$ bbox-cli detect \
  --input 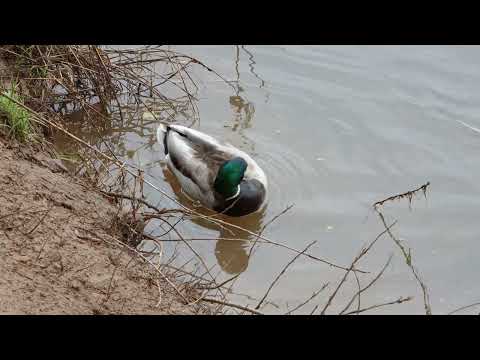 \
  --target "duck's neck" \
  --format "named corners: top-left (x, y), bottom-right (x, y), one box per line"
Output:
top-left (224, 185), bottom-right (241, 201)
